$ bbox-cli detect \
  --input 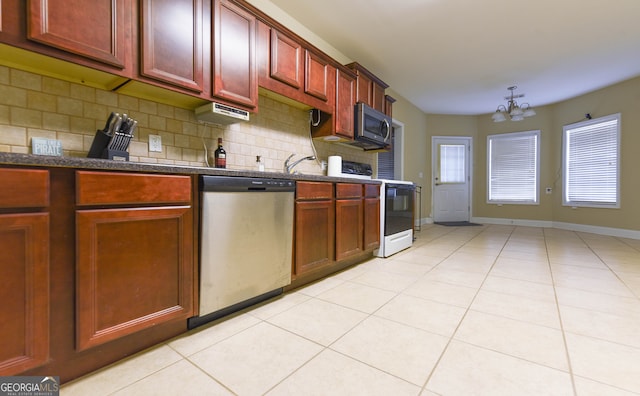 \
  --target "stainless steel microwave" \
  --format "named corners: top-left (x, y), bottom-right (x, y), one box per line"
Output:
top-left (352, 103), bottom-right (392, 150)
